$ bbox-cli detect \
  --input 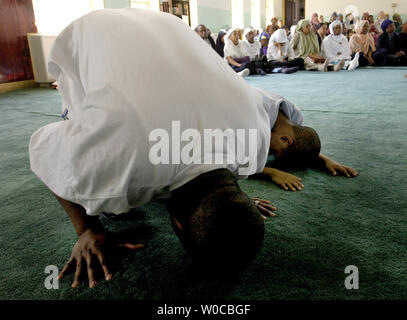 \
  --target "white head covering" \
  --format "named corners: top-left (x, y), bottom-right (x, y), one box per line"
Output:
top-left (270, 28), bottom-right (288, 43)
top-left (29, 9), bottom-right (271, 215)
top-left (267, 29), bottom-right (294, 62)
top-left (224, 28), bottom-right (249, 59)
top-left (322, 20), bottom-right (351, 62)
top-left (242, 27), bottom-right (261, 59)
top-left (329, 20), bottom-right (343, 35)
top-left (243, 27), bottom-right (254, 39)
